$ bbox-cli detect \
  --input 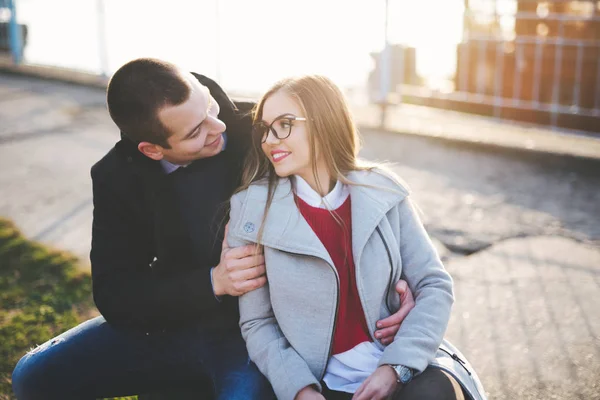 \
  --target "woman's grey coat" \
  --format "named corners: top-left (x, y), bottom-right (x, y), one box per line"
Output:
top-left (227, 169), bottom-right (454, 400)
